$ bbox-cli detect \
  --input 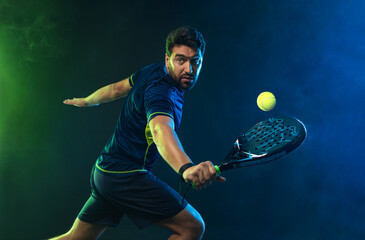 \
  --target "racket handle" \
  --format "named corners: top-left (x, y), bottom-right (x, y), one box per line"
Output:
top-left (190, 166), bottom-right (222, 189)
top-left (215, 165), bottom-right (222, 175)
